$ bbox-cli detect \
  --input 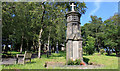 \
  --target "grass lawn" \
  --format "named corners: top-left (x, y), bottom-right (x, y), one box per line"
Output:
top-left (2, 51), bottom-right (24, 57)
top-left (83, 53), bottom-right (118, 69)
top-left (2, 51), bottom-right (118, 69)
